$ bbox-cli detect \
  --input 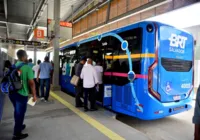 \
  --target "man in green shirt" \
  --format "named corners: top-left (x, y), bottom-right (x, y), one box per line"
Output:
top-left (9, 50), bottom-right (37, 140)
